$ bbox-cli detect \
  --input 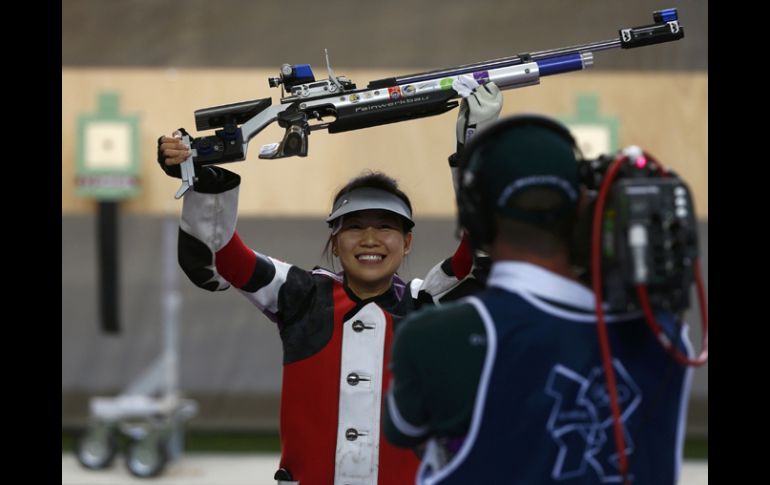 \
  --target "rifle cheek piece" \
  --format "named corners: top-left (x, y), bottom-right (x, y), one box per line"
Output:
top-left (194, 98), bottom-right (272, 131)
top-left (188, 98), bottom-right (275, 166)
